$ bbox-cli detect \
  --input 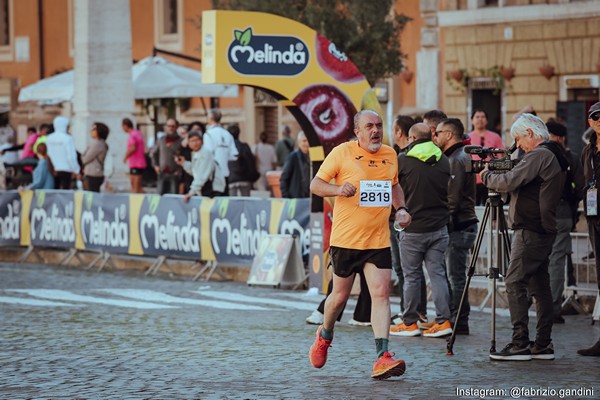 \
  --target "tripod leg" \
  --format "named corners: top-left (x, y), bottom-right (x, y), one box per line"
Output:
top-left (447, 204), bottom-right (491, 355)
top-left (491, 203), bottom-right (513, 353)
